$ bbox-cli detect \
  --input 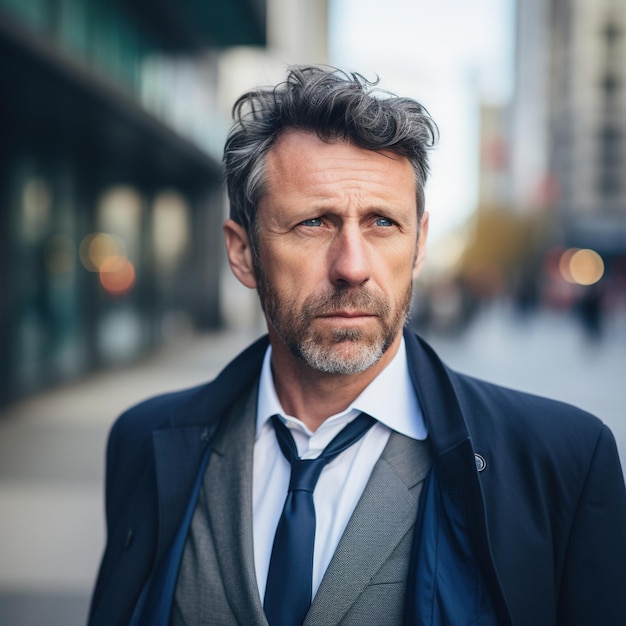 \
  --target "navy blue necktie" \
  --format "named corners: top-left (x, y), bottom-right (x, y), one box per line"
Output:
top-left (263, 412), bottom-right (376, 626)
